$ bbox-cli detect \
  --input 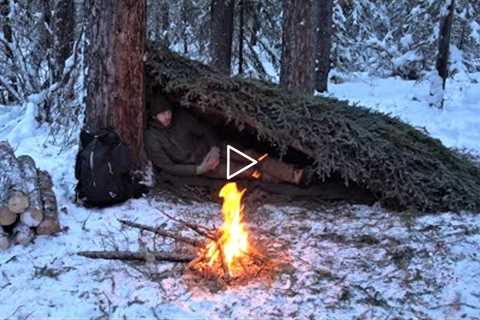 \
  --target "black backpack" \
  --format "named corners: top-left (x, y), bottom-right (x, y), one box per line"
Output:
top-left (75, 128), bottom-right (146, 207)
